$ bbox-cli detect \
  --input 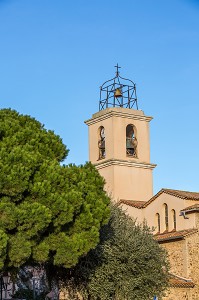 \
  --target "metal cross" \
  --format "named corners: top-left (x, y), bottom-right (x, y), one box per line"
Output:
top-left (114, 63), bottom-right (121, 77)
